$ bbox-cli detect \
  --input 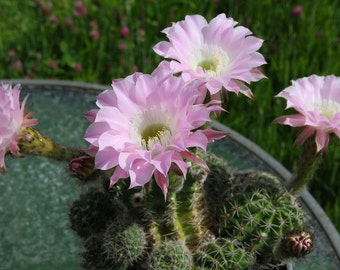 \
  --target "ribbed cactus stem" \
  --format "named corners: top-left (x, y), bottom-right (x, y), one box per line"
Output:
top-left (195, 238), bottom-right (256, 270)
top-left (176, 172), bottom-right (201, 251)
top-left (103, 222), bottom-right (147, 267)
top-left (216, 171), bottom-right (306, 265)
top-left (164, 192), bottom-right (186, 241)
top-left (146, 176), bottom-right (185, 242)
top-left (150, 240), bottom-right (193, 270)
top-left (67, 151), bottom-right (311, 269)
top-left (288, 136), bottom-right (323, 195)
top-left (18, 126), bottom-right (83, 161)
